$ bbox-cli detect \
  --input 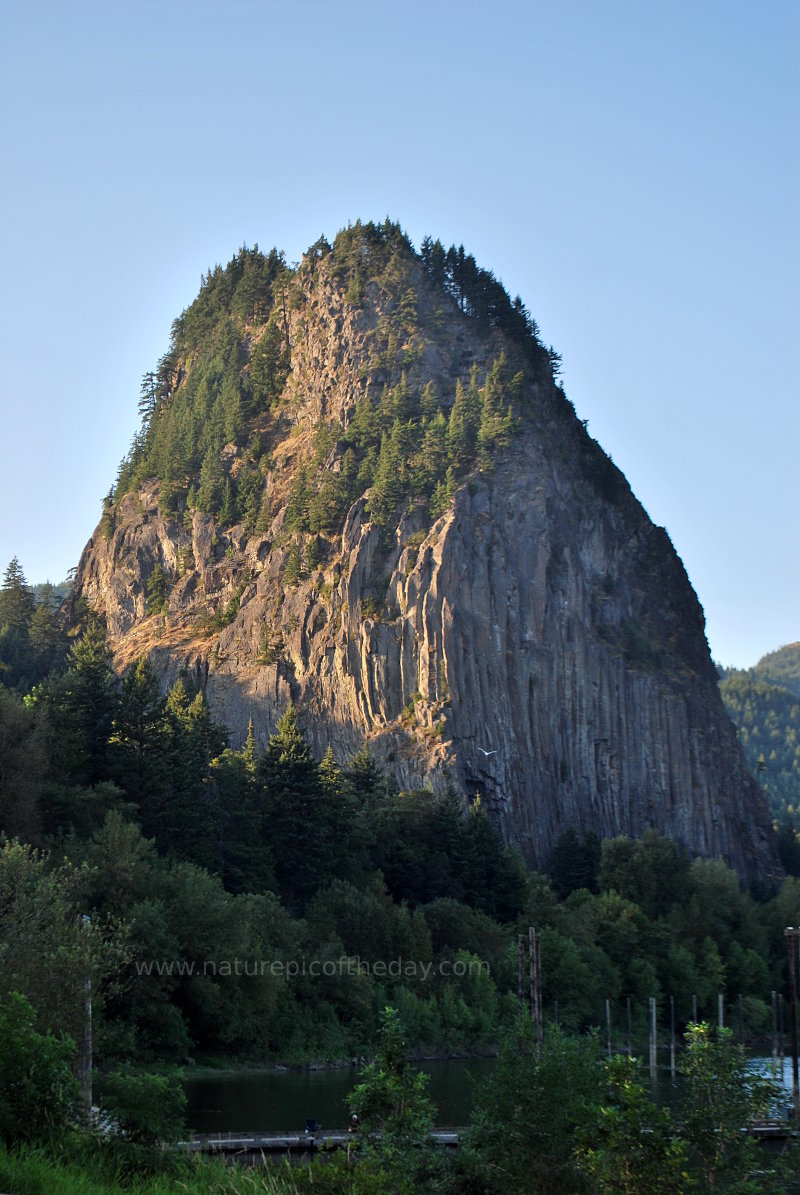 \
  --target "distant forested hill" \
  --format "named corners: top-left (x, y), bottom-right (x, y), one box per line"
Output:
top-left (748, 642), bottom-right (800, 698)
top-left (719, 643), bottom-right (800, 831)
